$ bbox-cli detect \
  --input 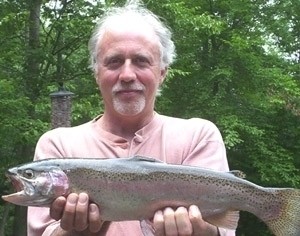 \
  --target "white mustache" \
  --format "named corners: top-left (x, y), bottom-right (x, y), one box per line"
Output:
top-left (112, 84), bottom-right (145, 93)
